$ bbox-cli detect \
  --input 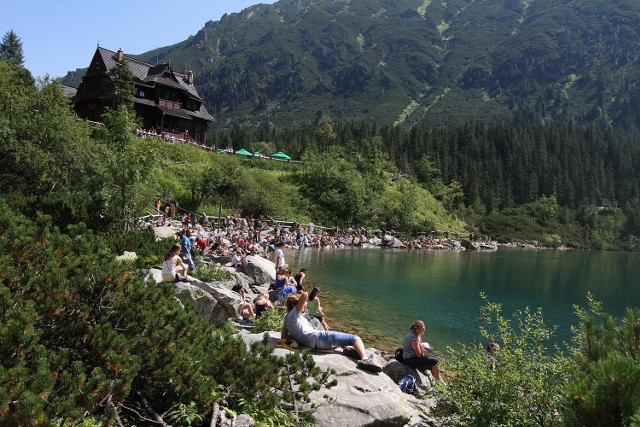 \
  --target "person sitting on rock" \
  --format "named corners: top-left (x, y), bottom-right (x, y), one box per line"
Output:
top-left (272, 269), bottom-right (287, 291)
top-left (161, 243), bottom-right (188, 282)
top-left (232, 284), bottom-right (255, 320)
top-left (401, 320), bottom-right (446, 386)
top-left (254, 292), bottom-right (274, 318)
top-left (294, 268), bottom-right (306, 292)
top-left (281, 291), bottom-right (381, 372)
top-left (285, 269), bottom-right (297, 287)
top-left (229, 248), bottom-right (244, 268)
